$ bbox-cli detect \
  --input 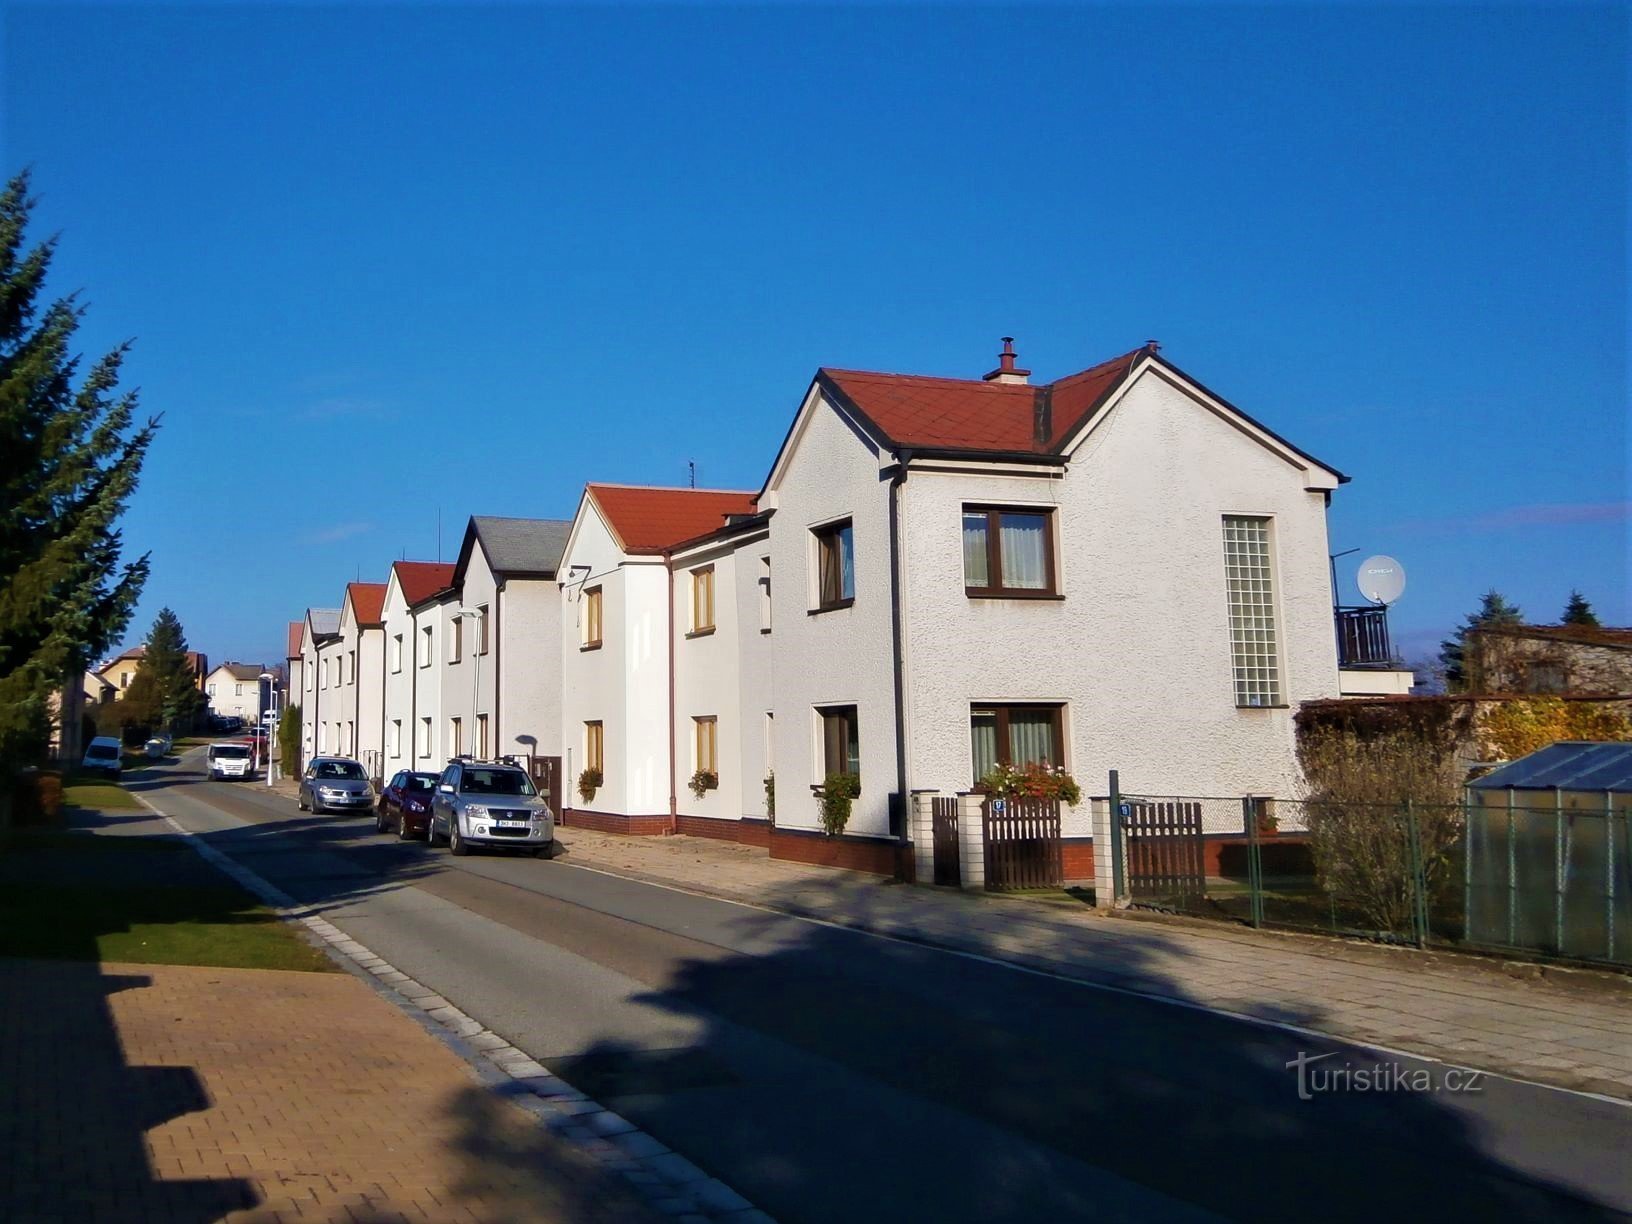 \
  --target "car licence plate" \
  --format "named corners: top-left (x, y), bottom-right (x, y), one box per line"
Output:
top-left (495, 820), bottom-right (530, 829)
